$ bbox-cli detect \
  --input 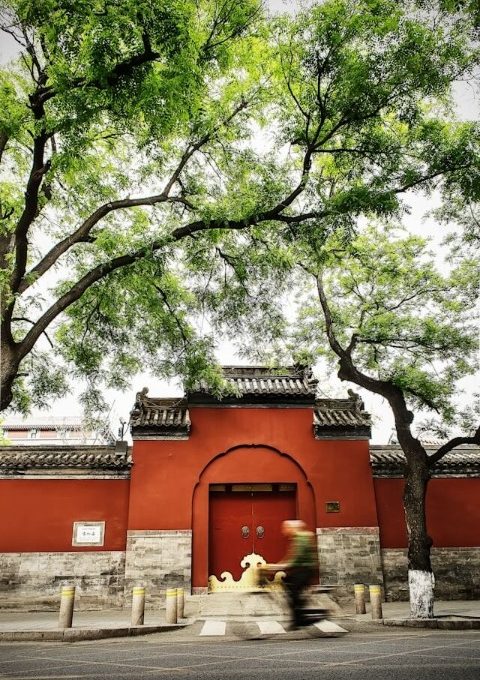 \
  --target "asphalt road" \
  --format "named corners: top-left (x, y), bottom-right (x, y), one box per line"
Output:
top-left (1, 625), bottom-right (480, 680)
